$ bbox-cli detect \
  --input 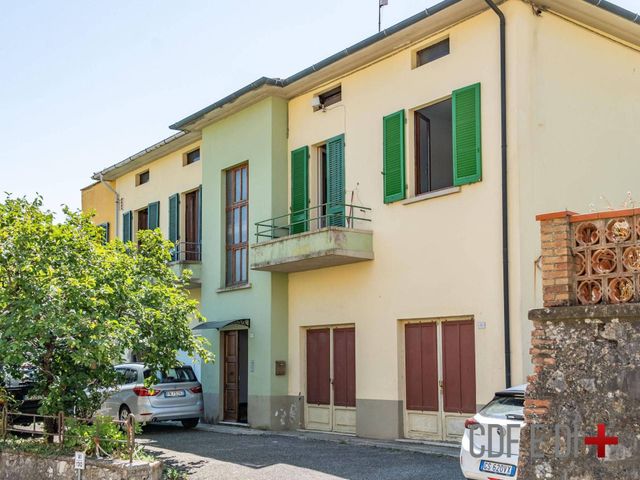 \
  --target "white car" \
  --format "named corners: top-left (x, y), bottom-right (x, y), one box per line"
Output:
top-left (98, 363), bottom-right (204, 428)
top-left (460, 384), bottom-right (525, 479)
